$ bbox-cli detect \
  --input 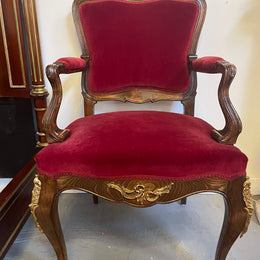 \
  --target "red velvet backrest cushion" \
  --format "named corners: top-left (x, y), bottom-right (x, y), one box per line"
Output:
top-left (79, 0), bottom-right (199, 94)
